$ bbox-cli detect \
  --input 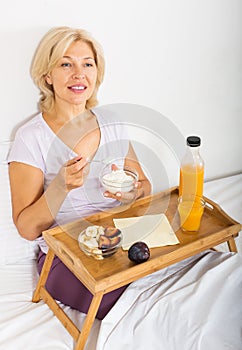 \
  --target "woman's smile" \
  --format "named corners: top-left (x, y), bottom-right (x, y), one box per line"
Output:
top-left (68, 84), bottom-right (87, 93)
